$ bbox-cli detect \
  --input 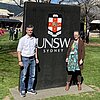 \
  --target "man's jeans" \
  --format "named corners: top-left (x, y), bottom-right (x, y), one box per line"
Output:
top-left (20, 56), bottom-right (36, 92)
